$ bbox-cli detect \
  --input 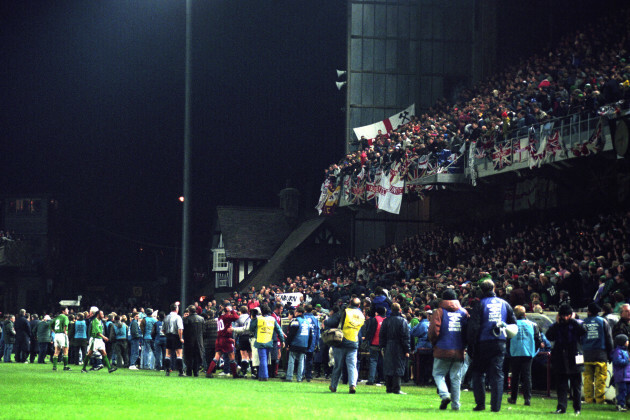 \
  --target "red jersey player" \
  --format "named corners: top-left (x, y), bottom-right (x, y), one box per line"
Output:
top-left (206, 304), bottom-right (240, 378)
